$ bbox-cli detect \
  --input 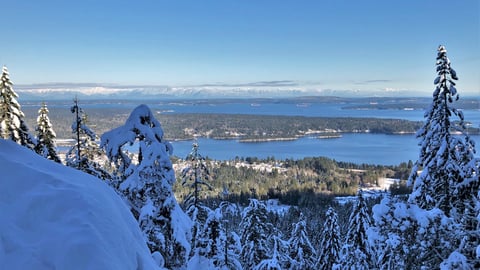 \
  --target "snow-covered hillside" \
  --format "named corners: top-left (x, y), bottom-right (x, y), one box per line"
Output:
top-left (0, 140), bottom-right (160, 270)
